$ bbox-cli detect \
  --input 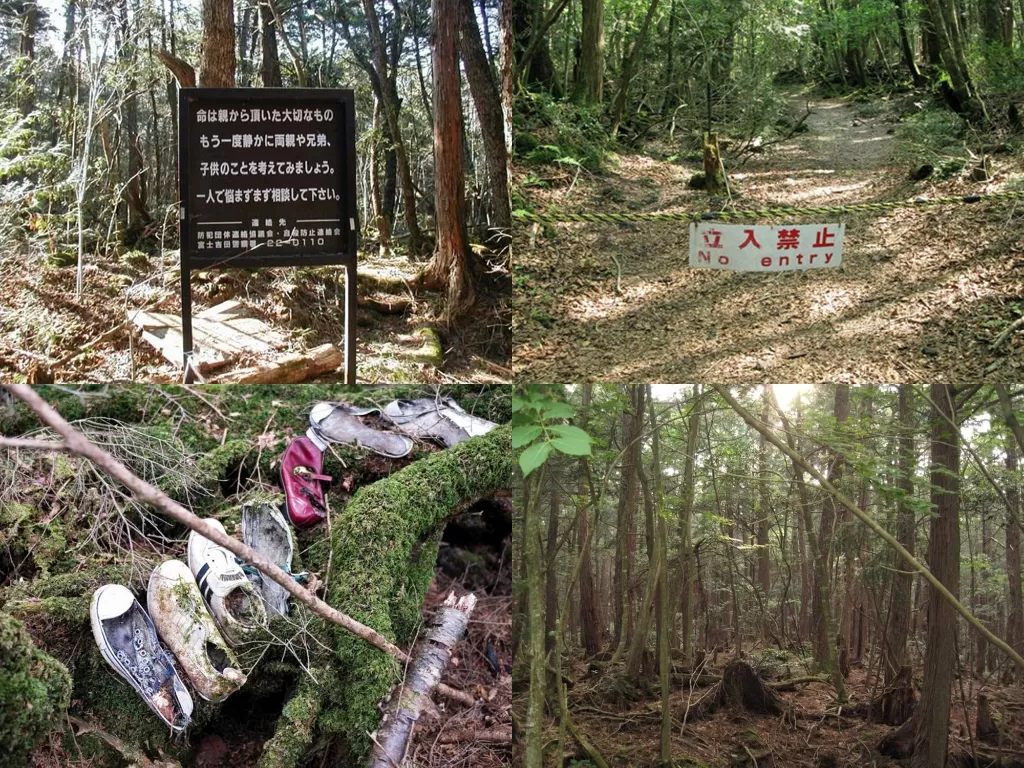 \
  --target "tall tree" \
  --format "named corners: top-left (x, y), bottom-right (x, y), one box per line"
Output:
top-left (913, 384), bottom-right (960, 768)
top-left (458, 0), bottom-right (512, 243)
top-left (577, 384), bottom-right (603, 657)
top-left (1006, 432), bottom-right (1023, 683)
top-left (423, 0), bottom-right (476, 316)
top-left (575, 0), bottom-right (604, 103)
top-left (258, 0), bottom-right (282, 86)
